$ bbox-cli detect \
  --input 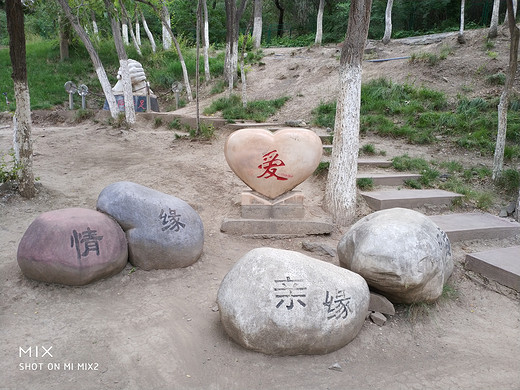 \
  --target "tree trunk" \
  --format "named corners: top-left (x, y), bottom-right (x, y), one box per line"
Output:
top-left (161, 3), bottom-right (172, 50)
top-left (325, 0), bottom-right (372, 226)
top-left (382, 0), bottom-right (393, 44)
top-left (516, 187), bottom-right (520, 222)
top-left (252, 0), bottom-right (263, 49)
top-left (489, 0), bottom-right (500, 38)
top-left (493, 0), bottom-right (519, 181)
top-left (105, 0), bottom-right (136, 125)
top-left (224, 0), bottom-right (248, 92)
top-left (315, 0), bottom-right (325, 45)
top-left (135, 16), bottom-right (142, 46)
top-left (196, 0), bottom-right (201, 134)
top-left (122, 22), bottom-right (129, 45)
top-left (135, 0), bottom-right (193, 101)
top-left (57, 0), bottom-right (118, 118)
top-left (503, 0), bottom-right (518, 25)
top-left (203, 0), bottom-right (211, 81)
top-left (58, 14), bottom-right (70, 61)
top-left (141, 10), bottom-right (156, 53)
top-left (91, 11), bottom-right (99, 40)
top-left (120, 0), bottom-right (142, 56)
top-left (6, 0), bottom-right (35, 199)
top-left (458, 0), bottom-right (466, 44)
top-left (274, 0), bottom-right (284, 38)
